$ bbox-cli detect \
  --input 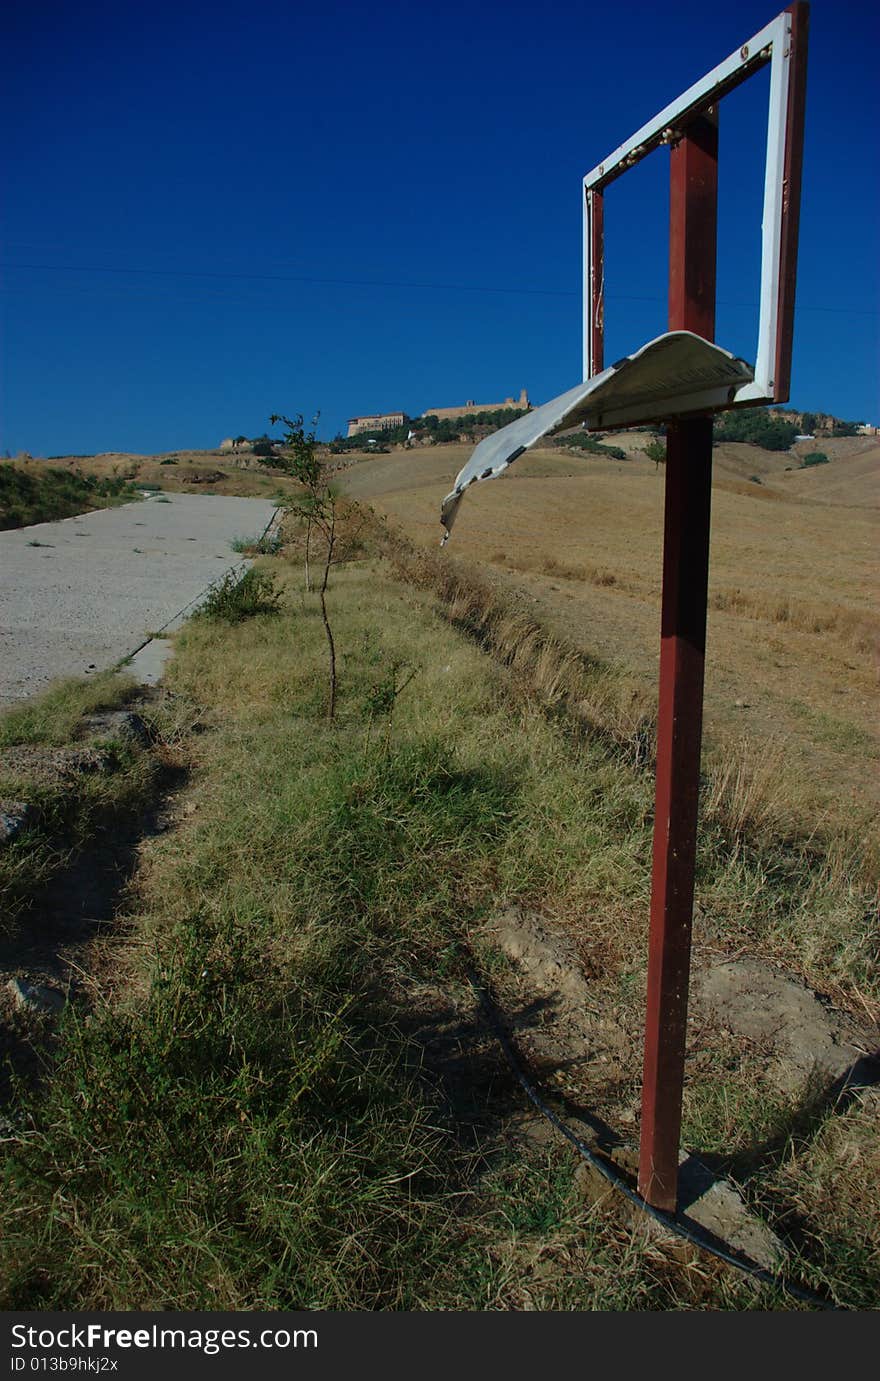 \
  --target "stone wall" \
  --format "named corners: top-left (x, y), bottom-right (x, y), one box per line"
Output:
top-left (423, 388), bottom-right (530, 421)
